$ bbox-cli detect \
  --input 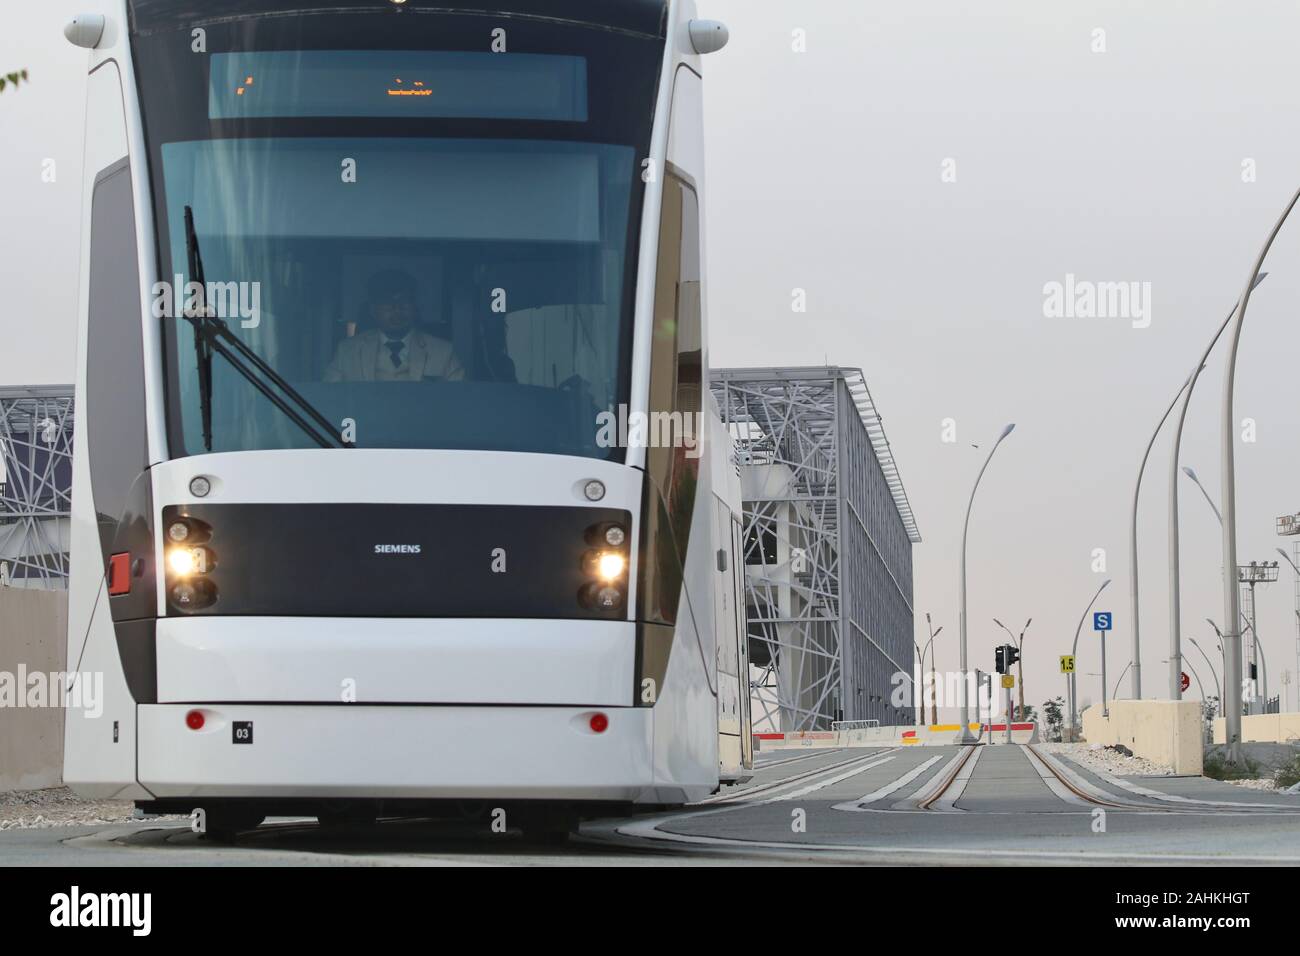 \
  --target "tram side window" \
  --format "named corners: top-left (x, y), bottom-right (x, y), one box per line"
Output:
top-left (86, 161), bottom-right (147, 557)
top-left (638, 173), bottom-right (703, 625)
